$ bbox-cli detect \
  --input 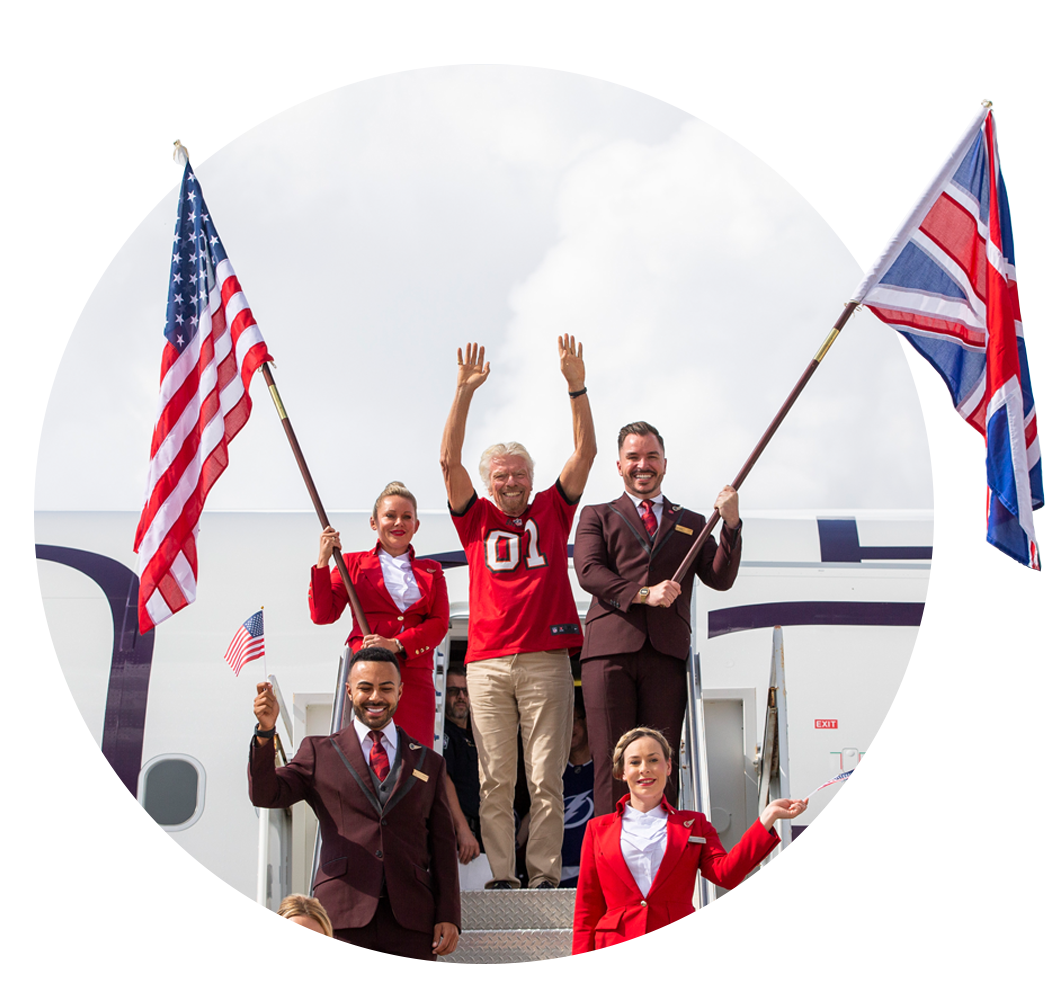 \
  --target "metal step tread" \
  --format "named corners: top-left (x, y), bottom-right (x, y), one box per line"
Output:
top-left (444, 927), bottom-right (573, 964)
top-left (460, 888), bottom-right (576, 930)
